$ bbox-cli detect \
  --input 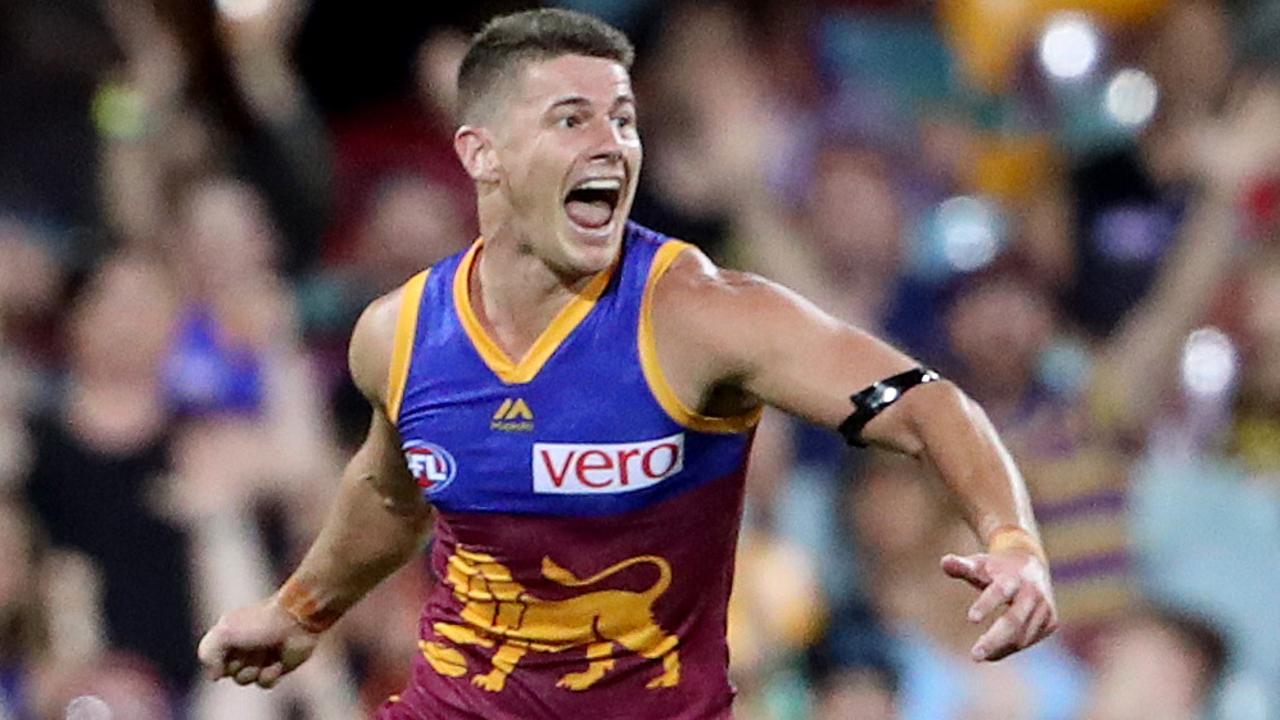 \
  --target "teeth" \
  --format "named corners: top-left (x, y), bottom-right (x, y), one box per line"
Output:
top-left (575, 178), bottom-right (622, 192)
